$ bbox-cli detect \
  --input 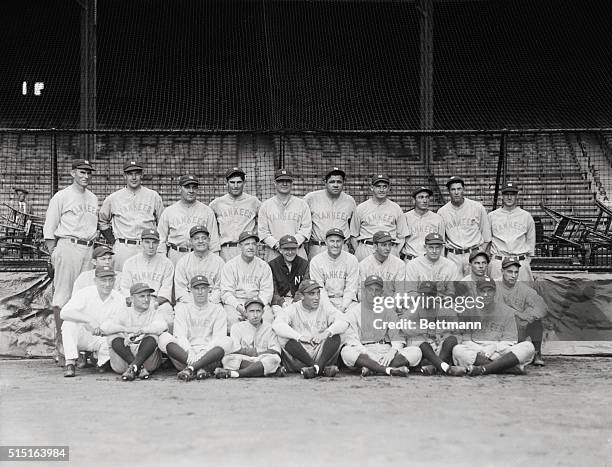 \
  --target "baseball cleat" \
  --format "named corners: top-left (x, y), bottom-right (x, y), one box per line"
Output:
top-left (274, 366), bottom-right (288, 377)
top-left (446, 365), bottom-right (467, 377)
top-left (122, 364), bottom-right (139, 382)
top-left (503, 364), bottom-right (526, 375)
top-left (467, 365), bottom-right (486, 376)
top-left (361, 367), bottom-right (374, 377)
top-left (214, 368), bottom-right (232, 379)
top-left (389, 366), bottom-right (409, 377)
top-left (322, 365), bottom-right (339, 377)
top-left (196, 368), bottom-right (212, 380)
top-left (300, 366), bottom-right (318, 379)
top-left (139, 368), bottom-right (151, 380)
top-left (420, 364), bottom-right (437, 376)
top-left (177, 367), bottom-right (195, 382)
top-left (532, 353), bottom-right (545, 366)
top-left (63, 364), bottom-right (76, 378)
